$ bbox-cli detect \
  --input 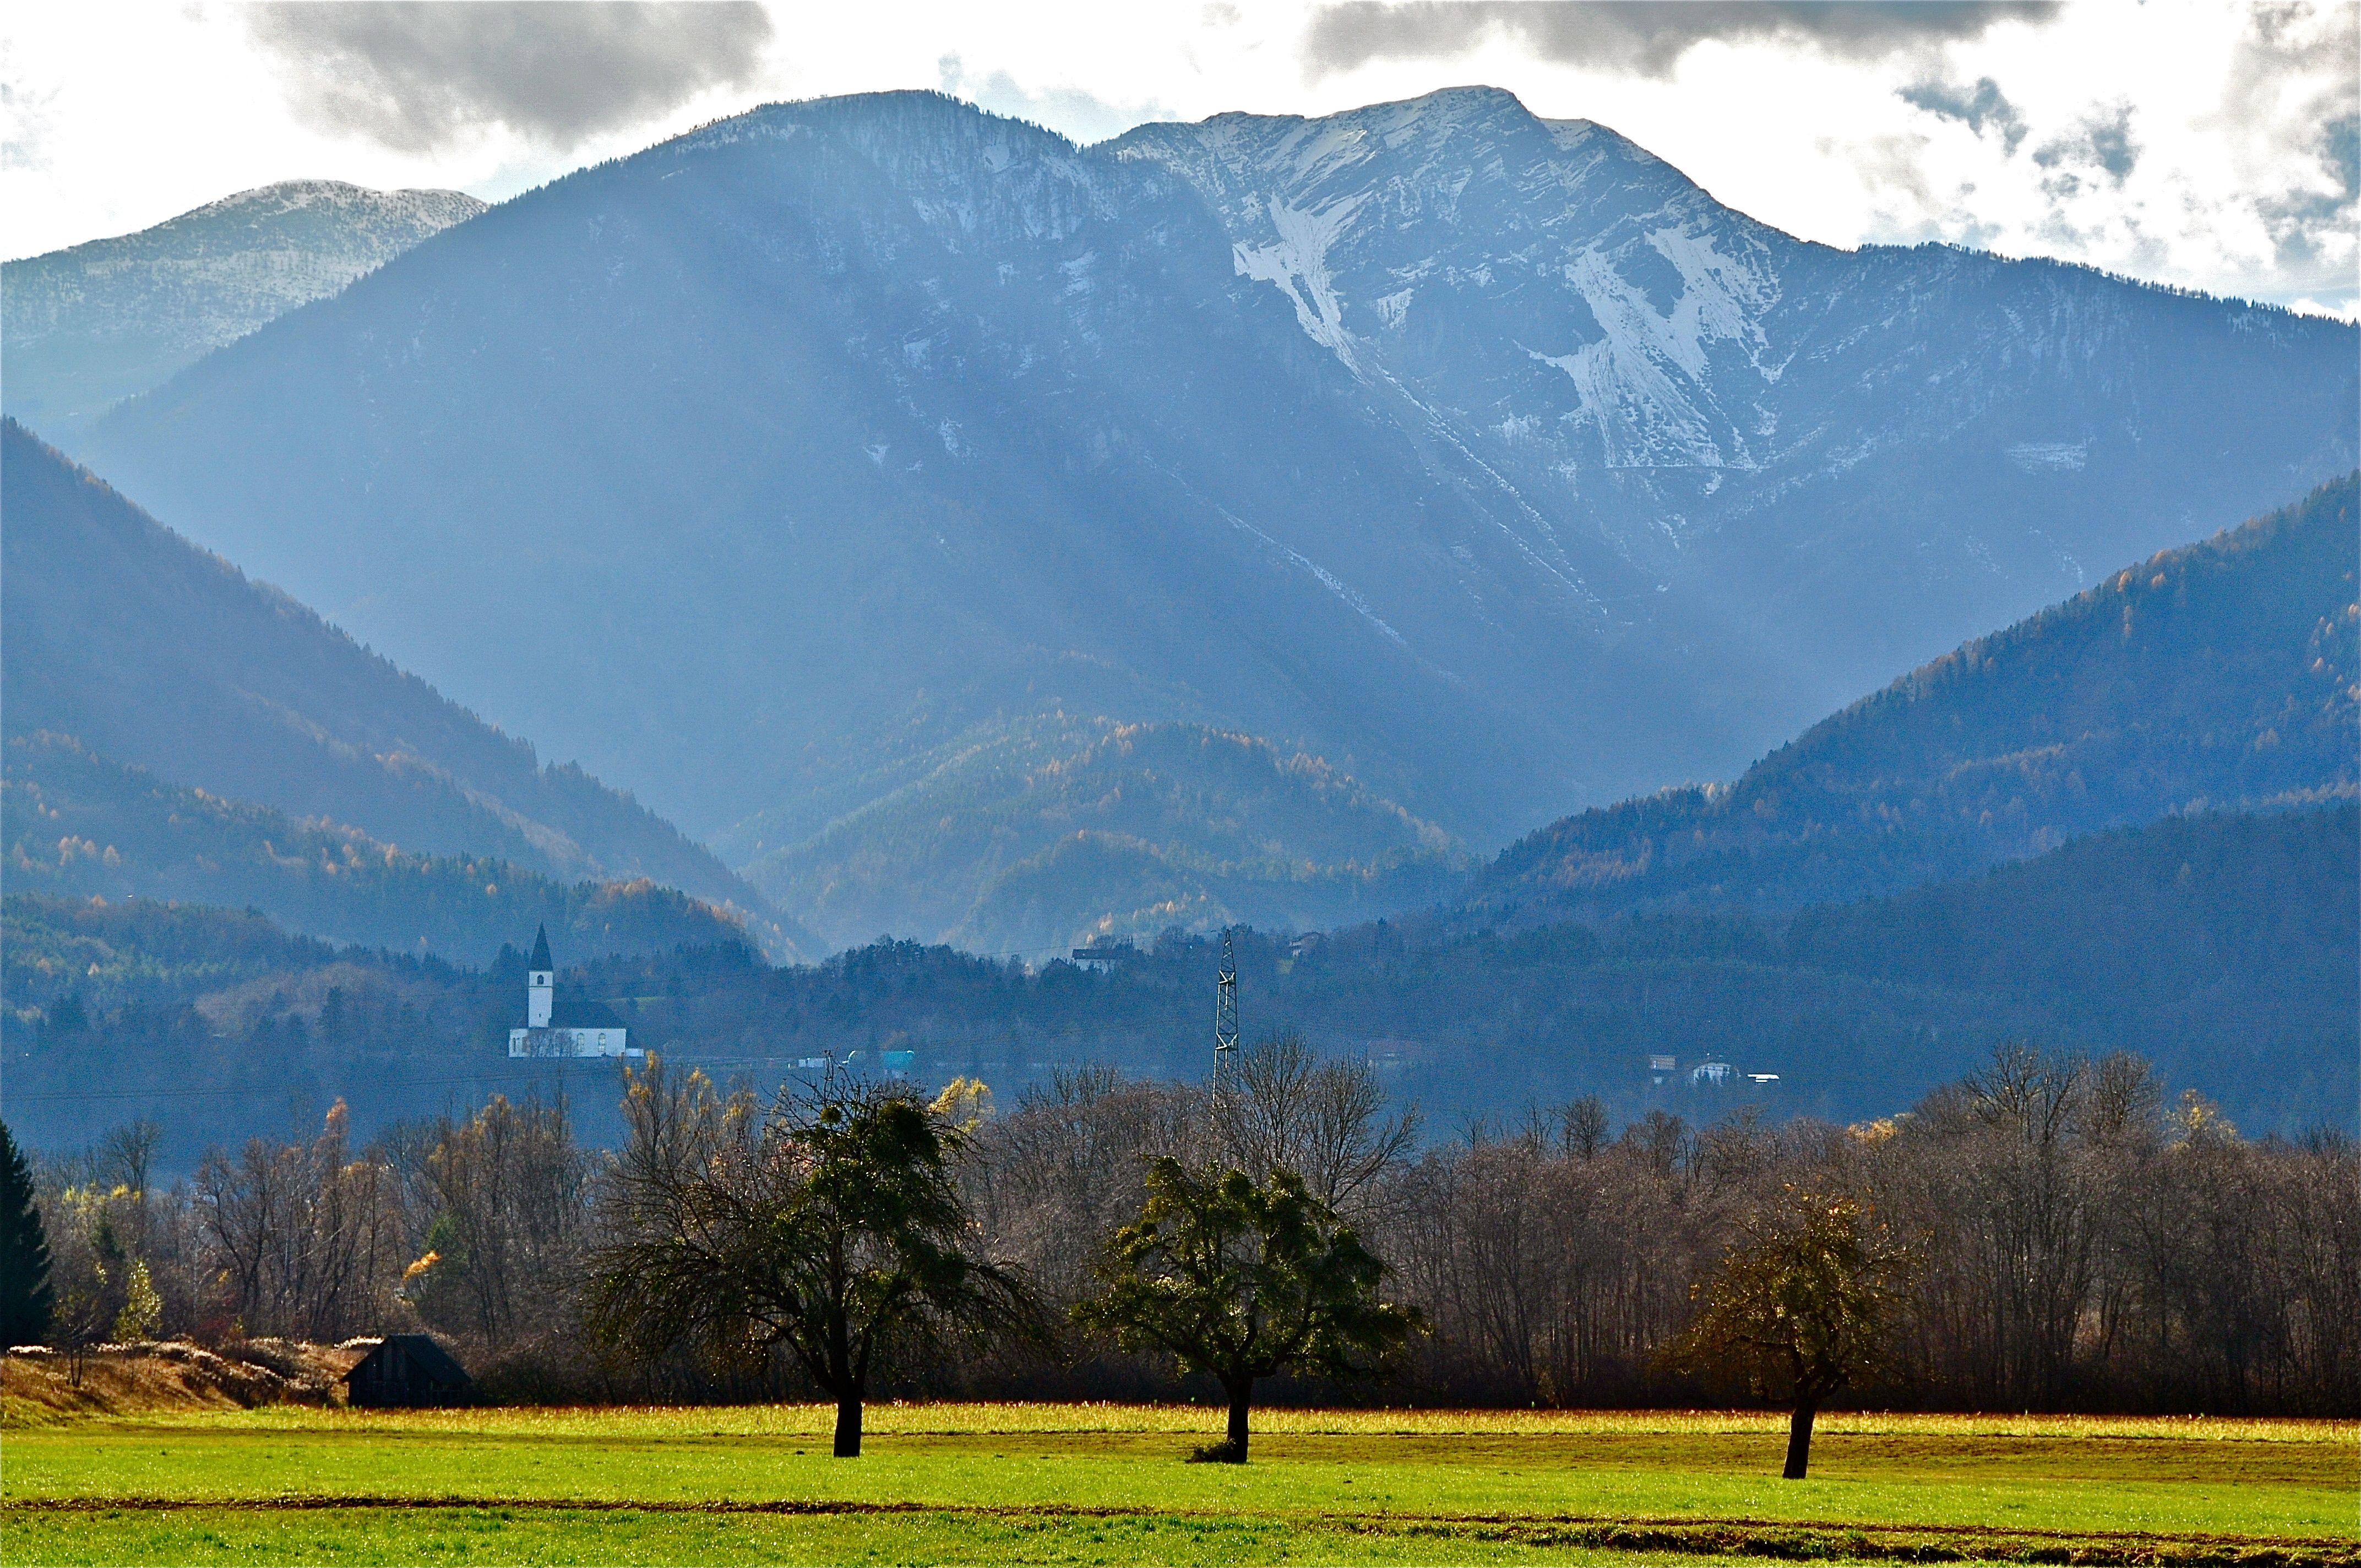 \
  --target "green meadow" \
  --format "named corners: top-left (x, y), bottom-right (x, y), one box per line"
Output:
top-left (4, 1404), bottom-right (2354, 1565)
